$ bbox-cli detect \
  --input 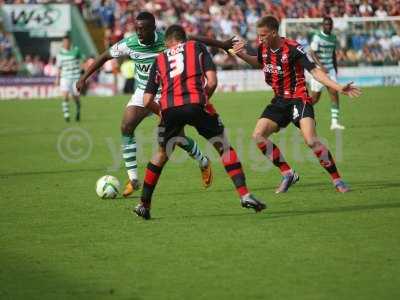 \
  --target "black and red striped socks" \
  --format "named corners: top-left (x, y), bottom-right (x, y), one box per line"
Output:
top-left (220, 147), bottom-right (249, 197)
top-left (141, 162), bottom-right (163, 208)
top-left (257, 141), bottom-right (292, 175)
top-left (313, 144), bottom-right (341, 181)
